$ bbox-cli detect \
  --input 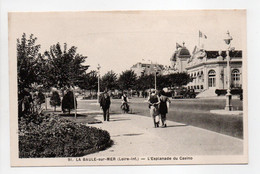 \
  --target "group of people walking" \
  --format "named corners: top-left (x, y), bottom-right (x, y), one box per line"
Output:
top-left (99, 88), bottom-right (171, 128)
top-left (147, 88), bottom-right (171, 128)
